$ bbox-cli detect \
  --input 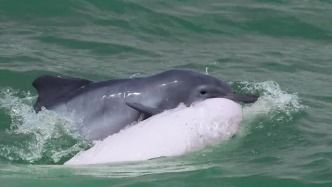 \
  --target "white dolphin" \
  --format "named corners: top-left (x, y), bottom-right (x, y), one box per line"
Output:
top-left (65, 98), bottom-right (242, 165)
